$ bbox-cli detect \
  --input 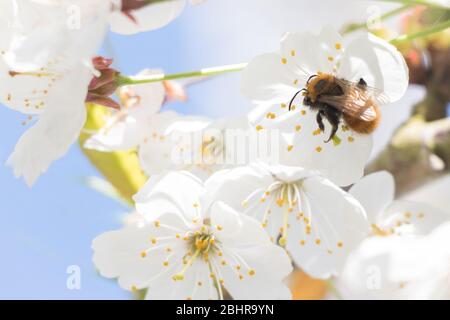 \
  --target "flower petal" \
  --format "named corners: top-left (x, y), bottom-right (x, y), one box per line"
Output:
top-left (280, 30), bottom-right (334, 77)
top-left (241, 53), bottom-right (299, 104)
top-left (134, 171), bottom-right (205, 222)
top-left (138, 111), bottom-right (183, 175)
top-left (92, 213), bottom-right (188, 292)
top-left (110, 0), bottom-right (186, 35)
top-left (6, 70), bottom-right (89, 186)
top-left (210, 203), bottom-right (293, 299)
top-left (380, 200), bottom-right (449, 236)
top-left (349, 171), bottom-right (395, 222)
top-left (253, 105), bottom-right (373, 186)
top-left (120, 69), bottom-right (166, 114)
top-left (286, 175), bottom-right (369, 279)
top-left (338, 33), bottom-right (409, 103)
top-left (146, 258), bottom-right (218, 300)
